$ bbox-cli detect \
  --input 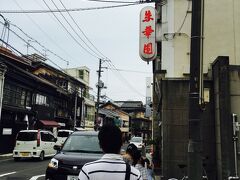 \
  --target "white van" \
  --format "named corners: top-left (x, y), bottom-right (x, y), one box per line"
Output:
top-left (56, 129), bottom-right (73, 145)
top-left (13, 130), bottom-right (57, 161)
